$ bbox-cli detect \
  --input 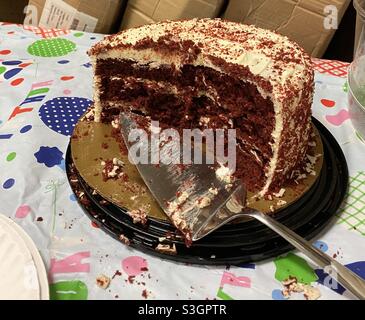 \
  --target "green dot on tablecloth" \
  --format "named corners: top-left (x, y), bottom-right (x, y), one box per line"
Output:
top-left (6, 152), bottom-right (16, 161)
top-left (74, 32), bottom-right (84, 37)
top-left (27, 38), bottom-right (76, 57)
